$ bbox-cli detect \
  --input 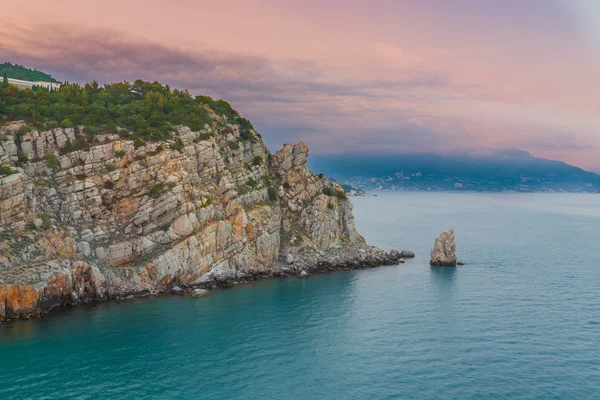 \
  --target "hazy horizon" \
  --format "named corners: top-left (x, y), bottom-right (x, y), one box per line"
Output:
top-left (1, 0), bottom-right (598, 171)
